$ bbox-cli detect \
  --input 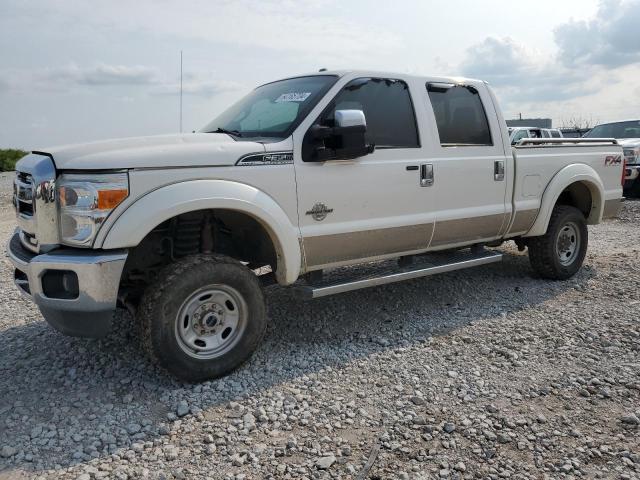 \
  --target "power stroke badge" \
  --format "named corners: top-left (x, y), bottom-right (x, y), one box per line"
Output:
top-left (306, 203), bottom-right (333, 221)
